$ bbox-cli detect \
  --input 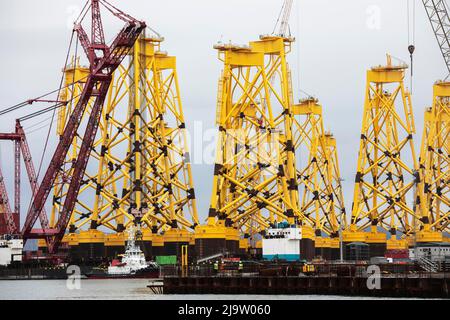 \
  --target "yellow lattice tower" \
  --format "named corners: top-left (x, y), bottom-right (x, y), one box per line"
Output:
top-left (50, 34), bottom-right (198, 259)
top-left (344, 56), bottom-right (419, 255)
top-left (195, 36), bottom-right (317, 259)
top-left (323, 133), bottom-right (347, 229)
top-left (292, 98), bottom-right (346, 257)
top-left (415, 81), bottom-right (450, 243)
